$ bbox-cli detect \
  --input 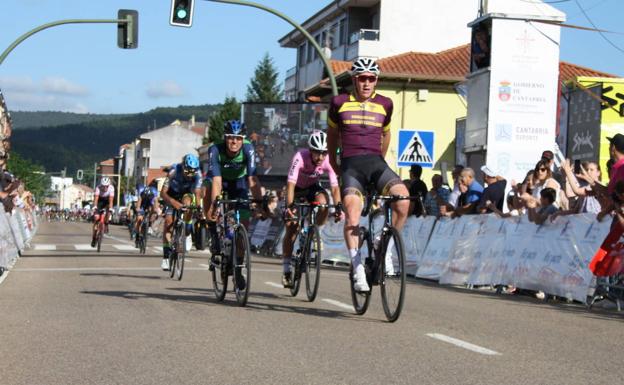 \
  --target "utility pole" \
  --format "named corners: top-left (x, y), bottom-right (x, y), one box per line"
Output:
top-left (93, 162), bottom-right (97, 190)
